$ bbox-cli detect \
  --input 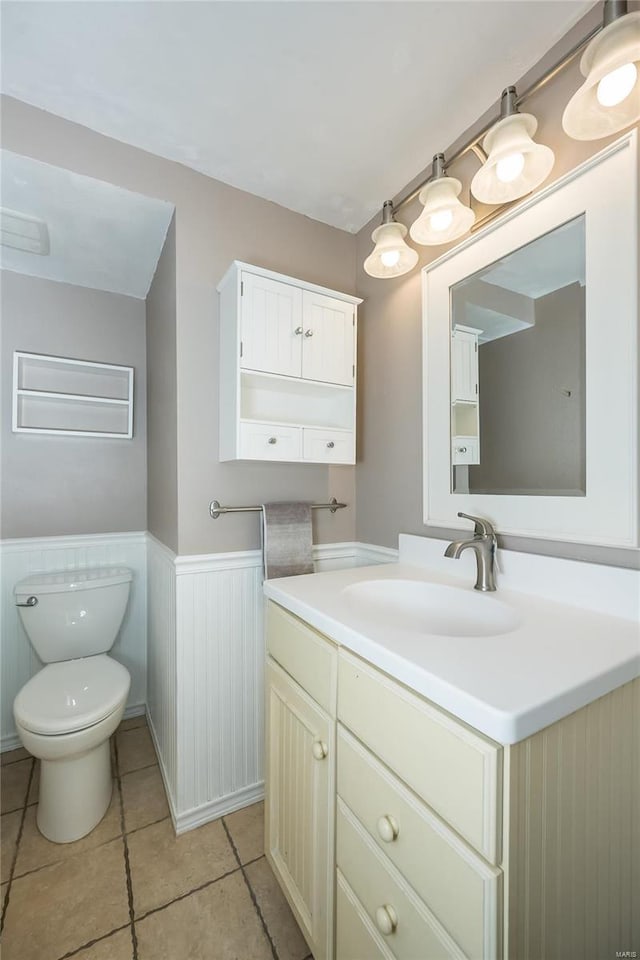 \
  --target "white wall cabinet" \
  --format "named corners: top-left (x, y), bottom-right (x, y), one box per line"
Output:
top-left (266, 600), bottom-right (638, 960)
top-left (451, 325), bottom-right (480, 466)
top-left (218, 262), bottom-right (361, 463)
